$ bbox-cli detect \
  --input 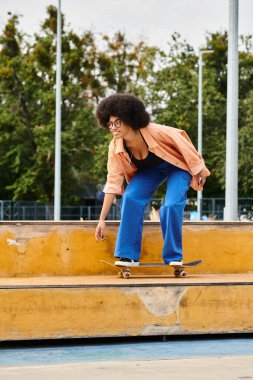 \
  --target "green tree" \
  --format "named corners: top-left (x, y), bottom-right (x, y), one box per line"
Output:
top-left (0, 8), bottom-right (252, 205)
top-left (0, 8), bottom-right (102, 203)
